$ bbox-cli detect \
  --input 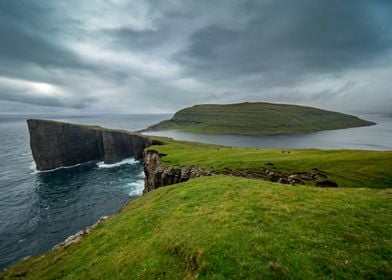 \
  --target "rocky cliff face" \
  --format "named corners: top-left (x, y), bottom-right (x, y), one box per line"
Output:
top-left (27, 119), bottom-right (161, 171)
top-left (27, 119), bottom-right (209, 193)
top-left (101, 130), bottom-right (153, 163)
top-left (143, 149), bottom-right (211, 193)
